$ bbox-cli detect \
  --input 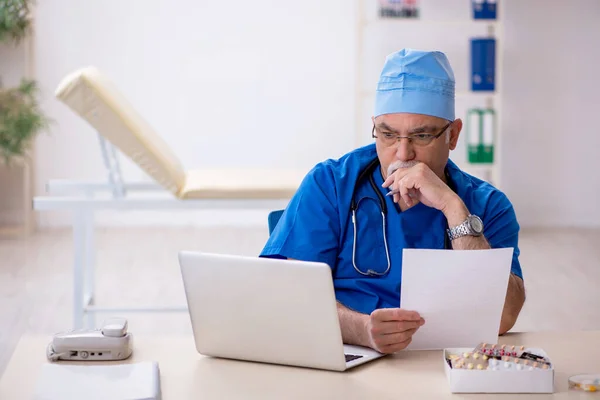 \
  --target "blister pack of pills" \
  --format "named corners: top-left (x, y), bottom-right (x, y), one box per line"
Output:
top-left (446, 343), bottom-right (552, 371)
